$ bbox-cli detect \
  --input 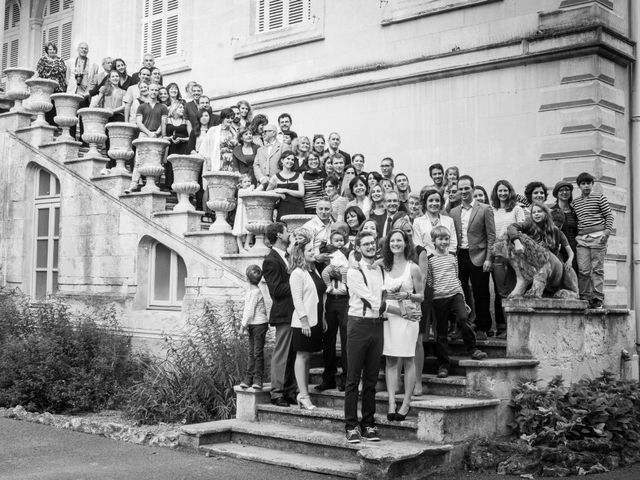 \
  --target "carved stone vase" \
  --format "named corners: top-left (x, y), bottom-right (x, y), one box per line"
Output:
top-left (169, 154), bottom-right (204, 212)
top-left (204, 171), bottom-right (241, 233)
top-left (241, 191), bottom-right (280, 255)
top-left (50, 93), bottom-right (84, 141)
top-left (4, 67), bottom-right (34, 113)
top-left (25, 78), bottom-right (58, 127)
top-left (132, 137), bottom-right (170, 193)
top-left (77, 108), bottom-right (113, 159)
top-left (105, 122), bottom-right (138, 174)
top-left (280, 214), bottom-right (315, 234)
